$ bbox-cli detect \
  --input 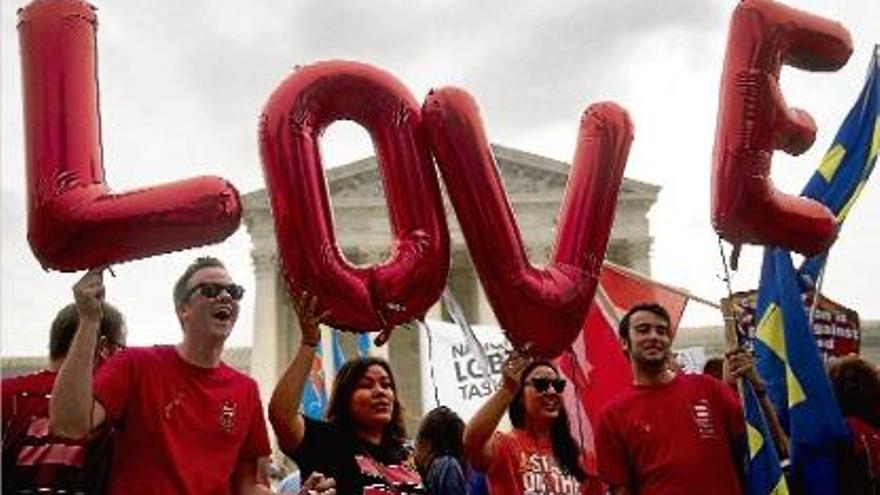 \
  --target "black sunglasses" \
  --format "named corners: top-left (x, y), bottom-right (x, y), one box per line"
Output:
top-left (185, 282), bottom-right (245, 301)
top-left (527, 377), bottom-right (566, 394)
